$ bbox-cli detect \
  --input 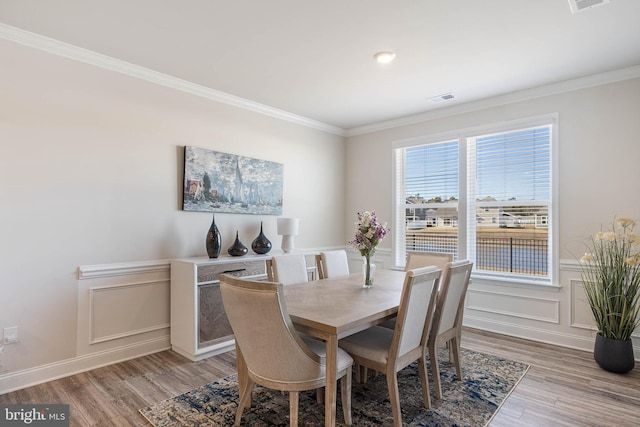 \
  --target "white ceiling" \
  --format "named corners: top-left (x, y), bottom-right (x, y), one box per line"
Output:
top-left (1, 0), bottom-right (640, 132)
